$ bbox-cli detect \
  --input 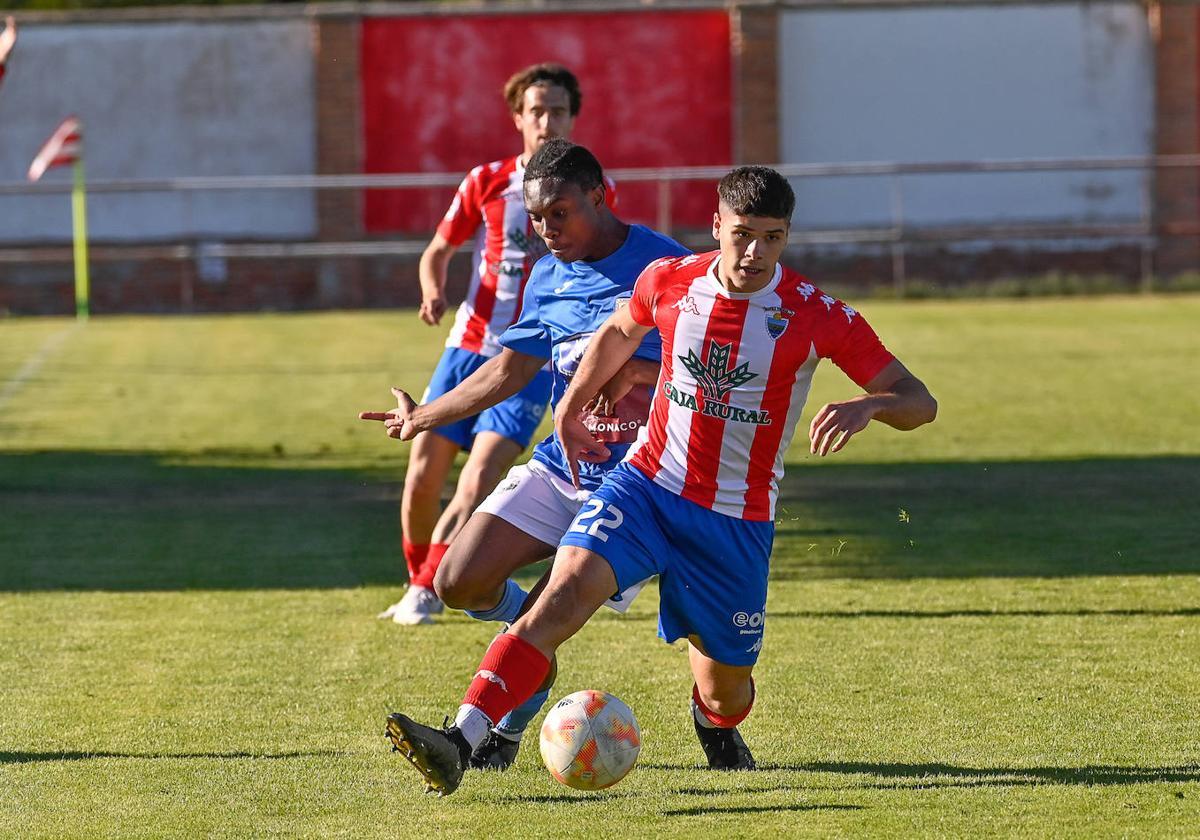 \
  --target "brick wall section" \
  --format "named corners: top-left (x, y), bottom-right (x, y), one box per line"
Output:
top-left (732, 5), bottom-right (779, 165)
top-left (314, 15), bottom-right (363, 242)
top-left (1154, 2), bottom-right (1200, 275)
